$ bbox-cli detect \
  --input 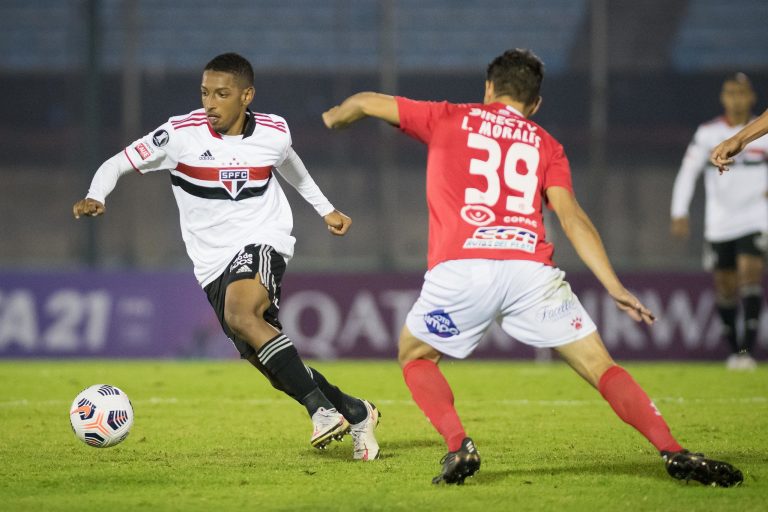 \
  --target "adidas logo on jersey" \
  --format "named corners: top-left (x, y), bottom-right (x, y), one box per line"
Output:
top-left (199, 150), bottom-right (215, 160)
top-left (236, 265), bottom-right (252, 274)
